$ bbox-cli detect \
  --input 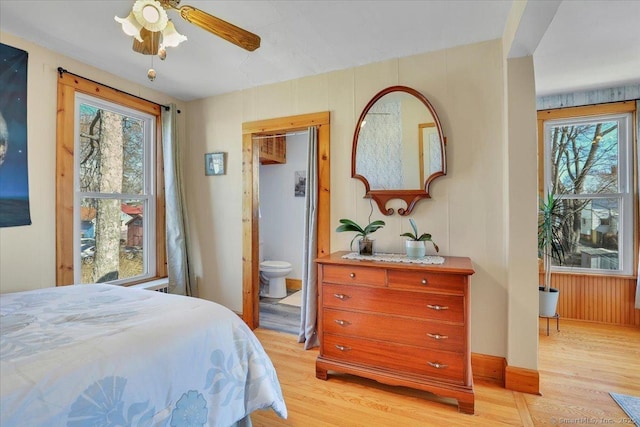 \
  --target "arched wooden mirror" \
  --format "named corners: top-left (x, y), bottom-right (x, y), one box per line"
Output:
top-left (352, 86), bottom-right (446, 215)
